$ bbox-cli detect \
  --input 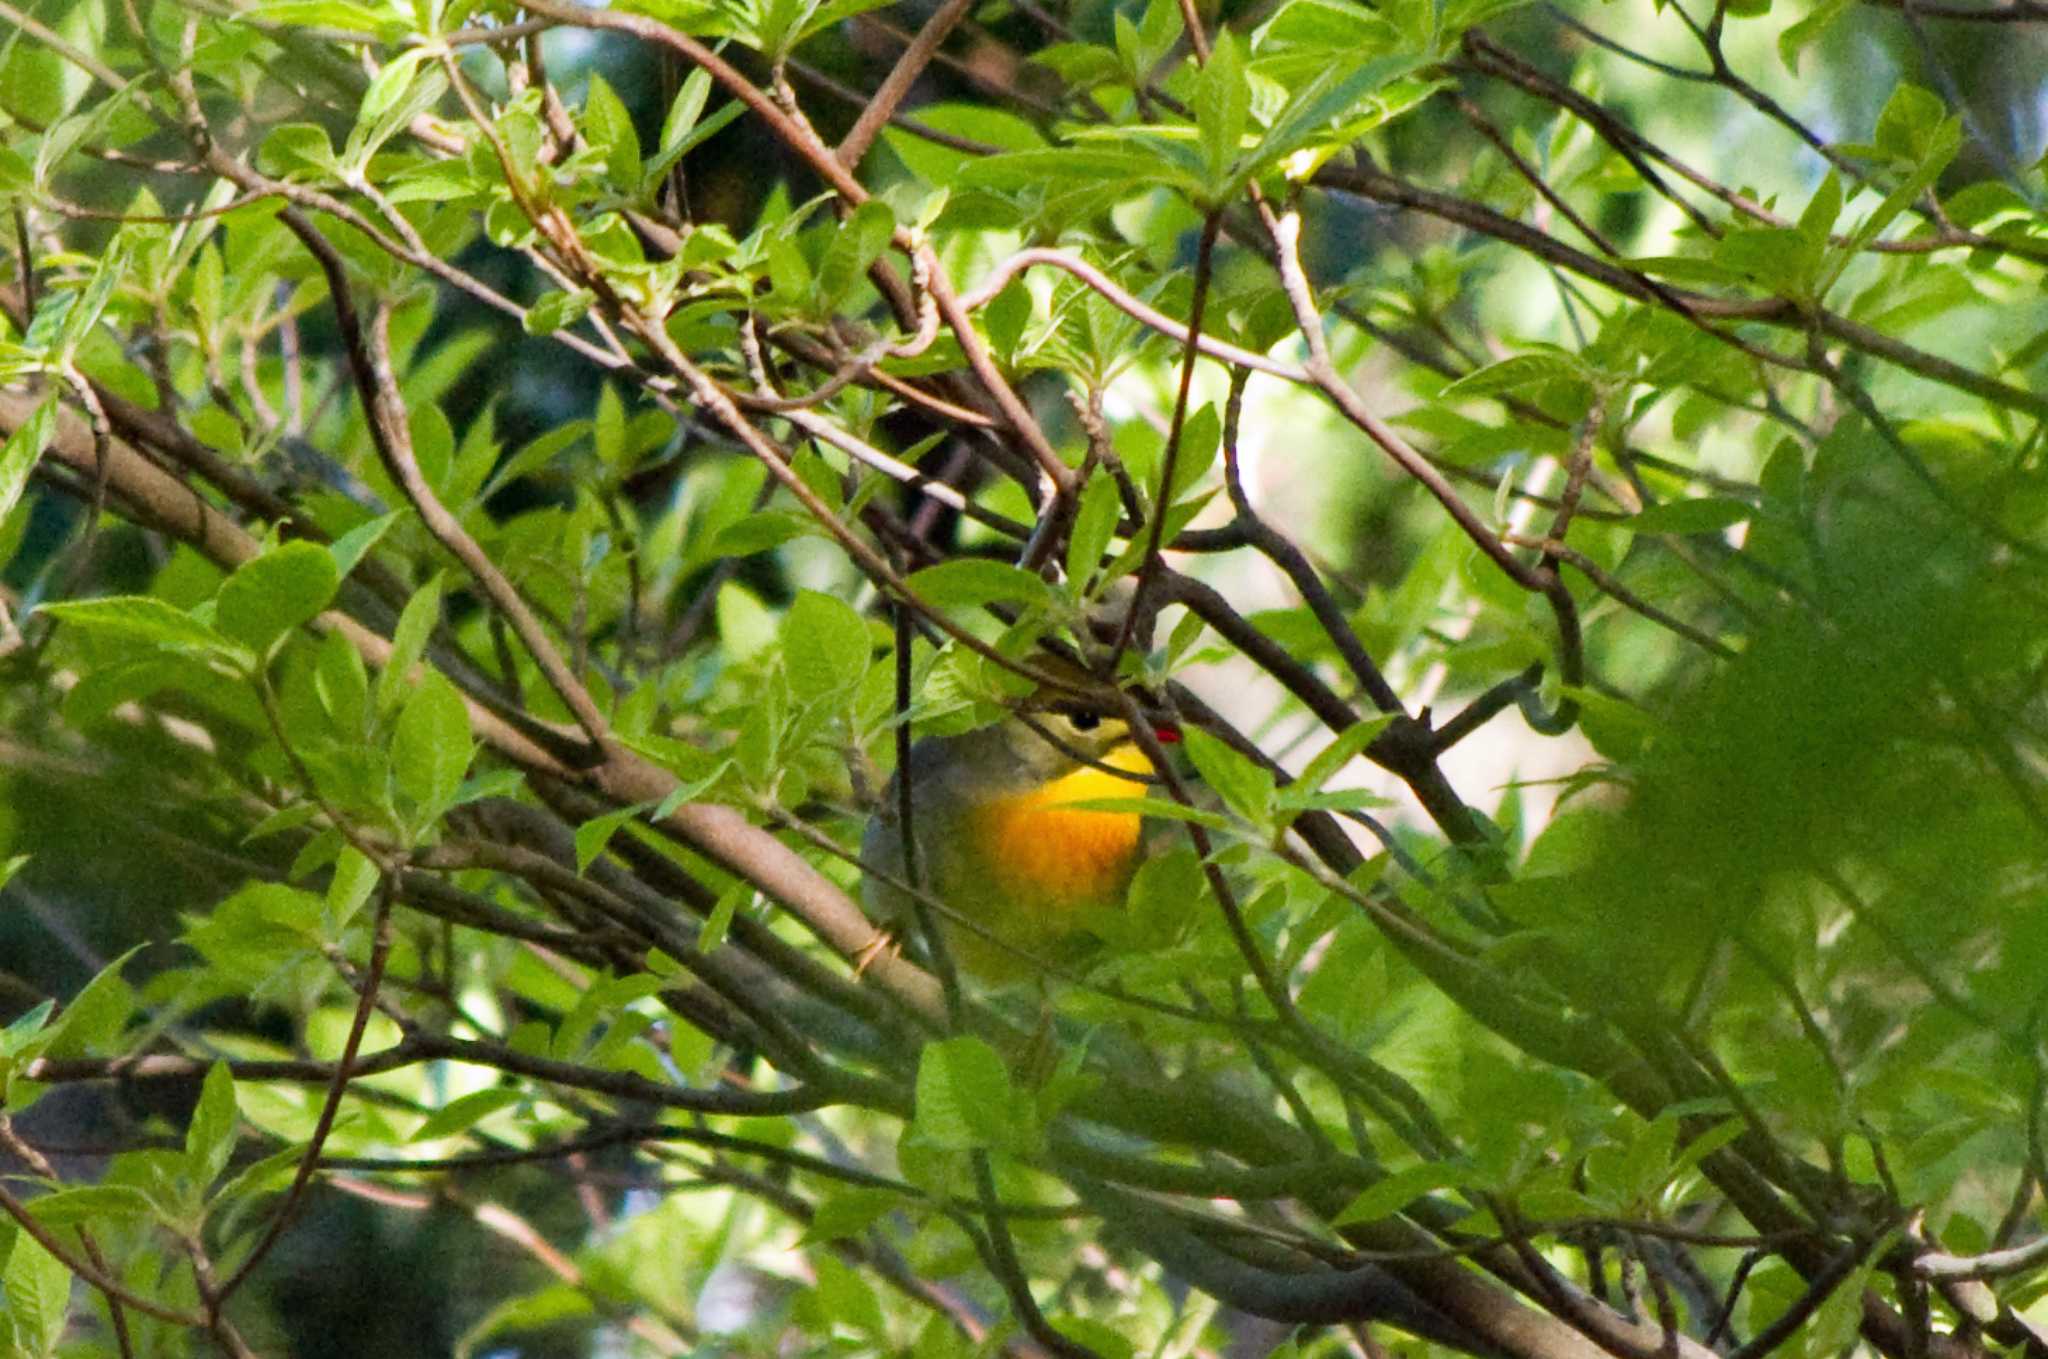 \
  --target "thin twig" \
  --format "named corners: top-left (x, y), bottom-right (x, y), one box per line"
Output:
top-left (213, 875), bottom-right (400, 1310)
